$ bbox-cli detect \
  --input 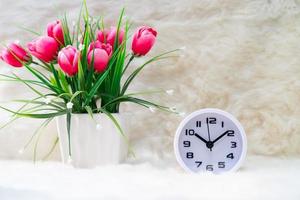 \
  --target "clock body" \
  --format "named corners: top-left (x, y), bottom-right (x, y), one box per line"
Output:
top-left (174, 108), bottom-right (247, 174)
